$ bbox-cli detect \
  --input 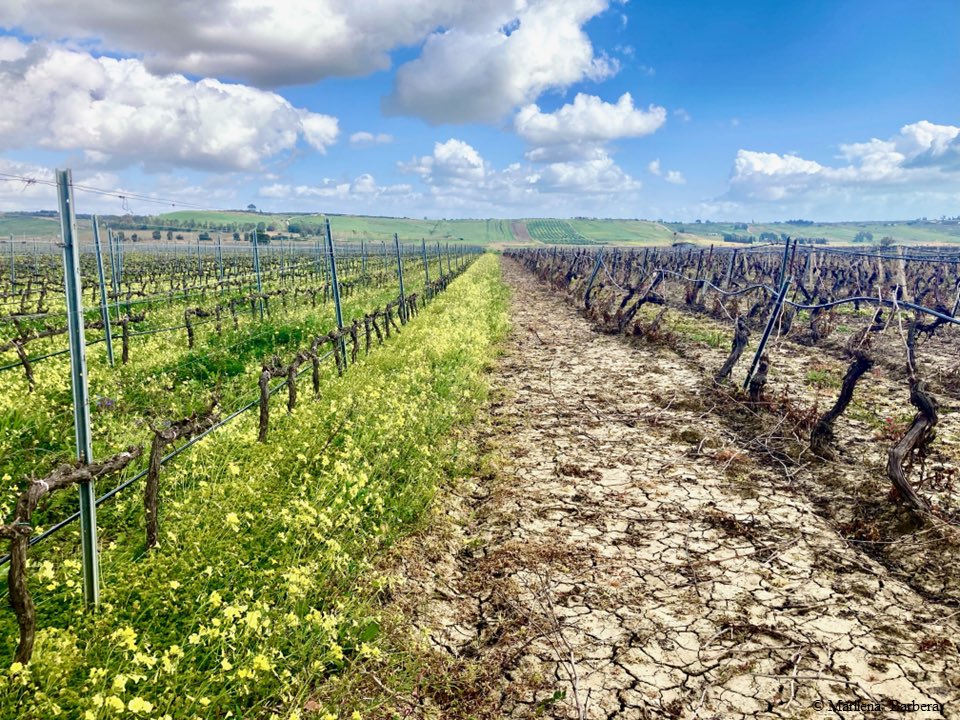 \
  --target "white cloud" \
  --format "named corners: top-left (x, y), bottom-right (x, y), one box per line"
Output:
top-left (384, 0), bottom-right (618, 124)
top-left (729, 121), bottom-right (960, 203)
top-left (0, 157), bottom-right (181, 214)
top-left (260, 175), bottom-right (413, 202)
top-left (399, 137), bottom-right (641, 214)
top-left (0, 40), bottom-right (338, 171)
top-left (537, 153), bottom-right (641, 192)
top-left (718, 120), bottom-right (960, 218)
top-left (510, 92), bottom-right (664, 191)
top-left (400, 139), bottom-right (487, 185)
top-left (515, 93), bottom-right (665, 148)
top-left (0, 1), bottom-right (520, 87)
top-left (648, 158), bottom-right (684, 184)
top-left (349, 131), bottom-right (394, 146)
top-left (673, 108), bottom-right (692, 123)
